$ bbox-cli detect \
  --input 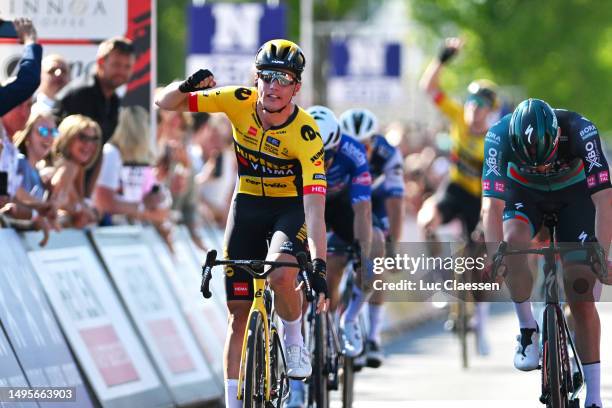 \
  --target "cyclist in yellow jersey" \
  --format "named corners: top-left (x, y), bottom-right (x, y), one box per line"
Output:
top-left (418, 37), bottom-right (499, 356)
top-left (155, 39), bottom-right (328, 408)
